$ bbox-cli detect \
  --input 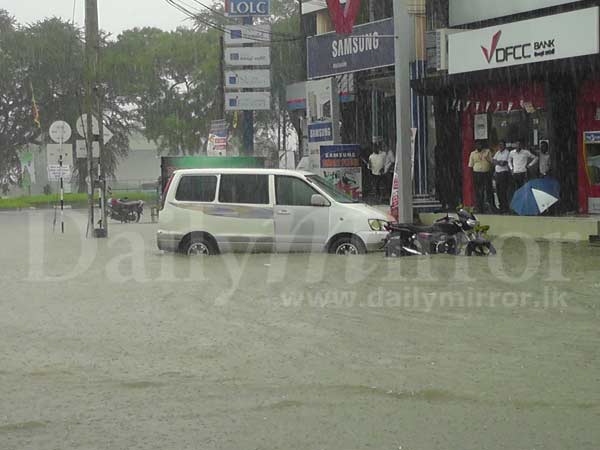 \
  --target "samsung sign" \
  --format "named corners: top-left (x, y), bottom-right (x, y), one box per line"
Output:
top-left (450, 0), bottom-right (581, 26)
top-left (449, 7), bottom-right (600, 74)
top-left (307, 18), bottom-right (394, 79)
top-left (226, 0), bottom-right (270, 17)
